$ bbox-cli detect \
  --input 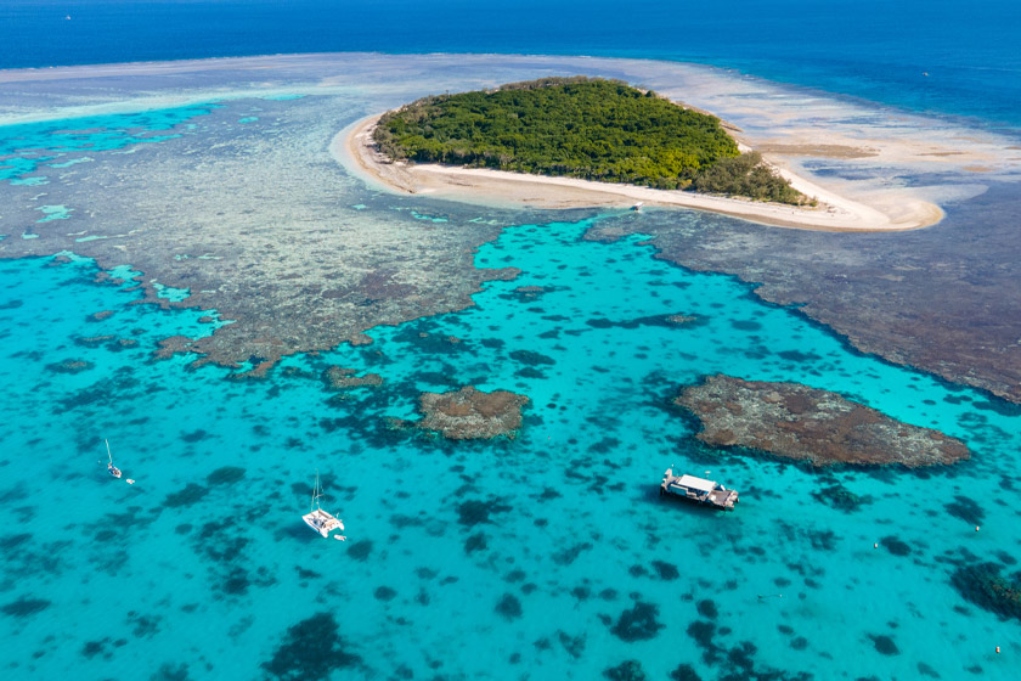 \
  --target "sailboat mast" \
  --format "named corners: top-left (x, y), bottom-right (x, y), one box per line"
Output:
top-left (105, 439), bottom-right (113, 465)
top-left (311, 470), bottom-right (321, 512)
